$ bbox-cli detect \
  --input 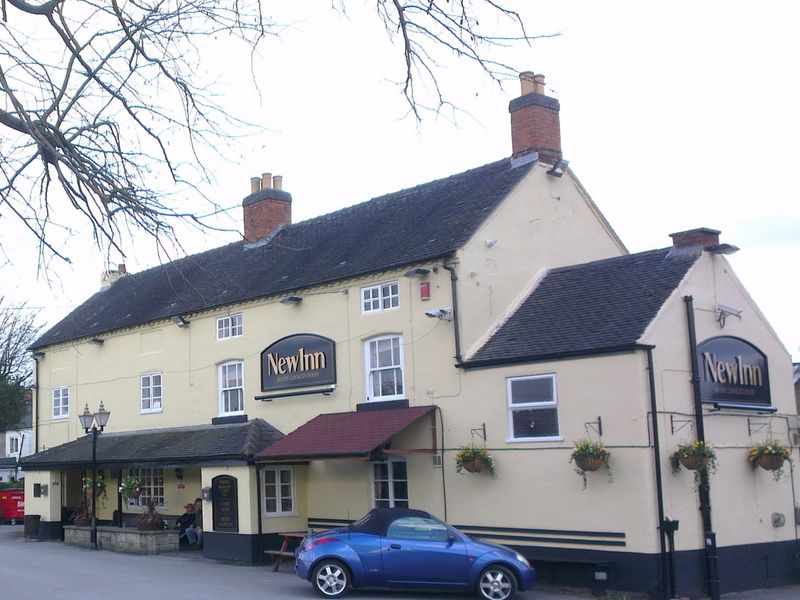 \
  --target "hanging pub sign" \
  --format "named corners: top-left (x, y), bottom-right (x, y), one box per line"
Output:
top-left (698, 336), bottom-right (770, 406)
top-left (261, 333), bottom-right (336, 392)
